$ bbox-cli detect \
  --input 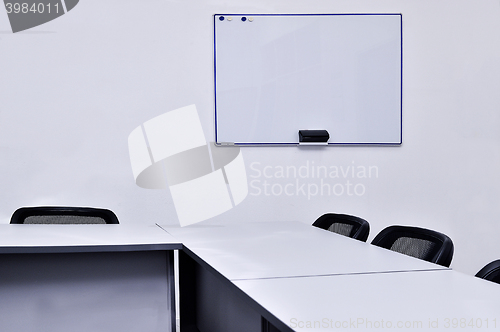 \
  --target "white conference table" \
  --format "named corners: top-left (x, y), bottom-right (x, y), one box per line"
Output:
top-left (3, 222), bottom-right (496, 332)
top-left (234, 269), bottom-right (500, 331)
top-left (160, 221), bottom-right (447, 280)
top-left (0, 224), bottom-right (182, 332)
top-left (160, 221), bottom-right (453, 332)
